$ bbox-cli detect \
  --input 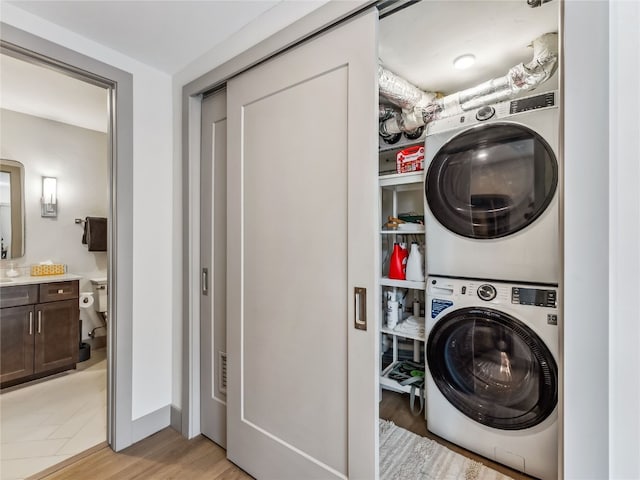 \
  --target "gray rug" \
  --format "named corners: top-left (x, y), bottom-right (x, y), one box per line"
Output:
top-left (380, 420), bottom-right (515, 480)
